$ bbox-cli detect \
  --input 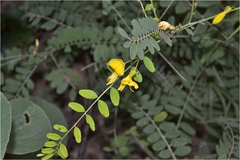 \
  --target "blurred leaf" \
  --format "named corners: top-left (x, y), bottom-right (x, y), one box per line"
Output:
top-left (159, 122), bottom-right (175, 131)
top-left (130, 42), bottom-right (137, 59)
top-left (174, 146), bottom-right (191, 156)
top-left (0, 92), bottom-right (12, 159)
top-left (180, 122), bottom-right (196, 136)
top-left (143, 124), bottom-right (155, 134)
top-left (53, 124), bottom-right (67, 133)
top-left (6, 98), bottom-right (51, 154)
top-left (147, 132), bottom-right (160, 143)
top-left (44, 141), bottom-right (57, 148)
top-left (158, 149), bottom-right (171, 158)
top-left (56, 81), bottom-right (69, 94)
top-left (154, 111), bottom-right (168, 122)
top-left (152, 140), bottom-right (166, 151)
top-left (117, 27), bottom-right (129, 39)
top-left (136, 117), bottom-right (149, 127)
